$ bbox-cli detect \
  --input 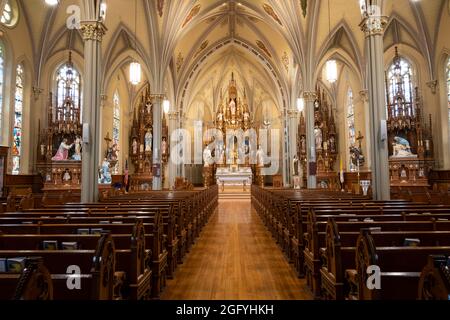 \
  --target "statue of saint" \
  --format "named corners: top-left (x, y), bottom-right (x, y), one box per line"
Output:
top-left (392, 136), bottom-right (415, 157)
top-left (145, 130), bottom-right (152, 152)
top-left (132, 138), bottom-right (138, 155)
top-left (230, 99), bottom-right (236, 116)
top-left (314, 126), bottom-right (323, 150)
top-left (99, 158), bottom-right (112, 184)
top-left (52, 138), bottom-right (74, 161)
top-left (292, 155), bottom-right (300, 176)
top-left (71, 137), bottom-right (82, 161)
top-left (256, 145), bottom-right (265, 167)
top-left (203, 146), bottom-right (213, 167)
top-left (161, 137), bottom-right (168, 156)
top-left (300, 136), bottom-right (306, 154)
top-left (63, 169), bottom-right (71, 183)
